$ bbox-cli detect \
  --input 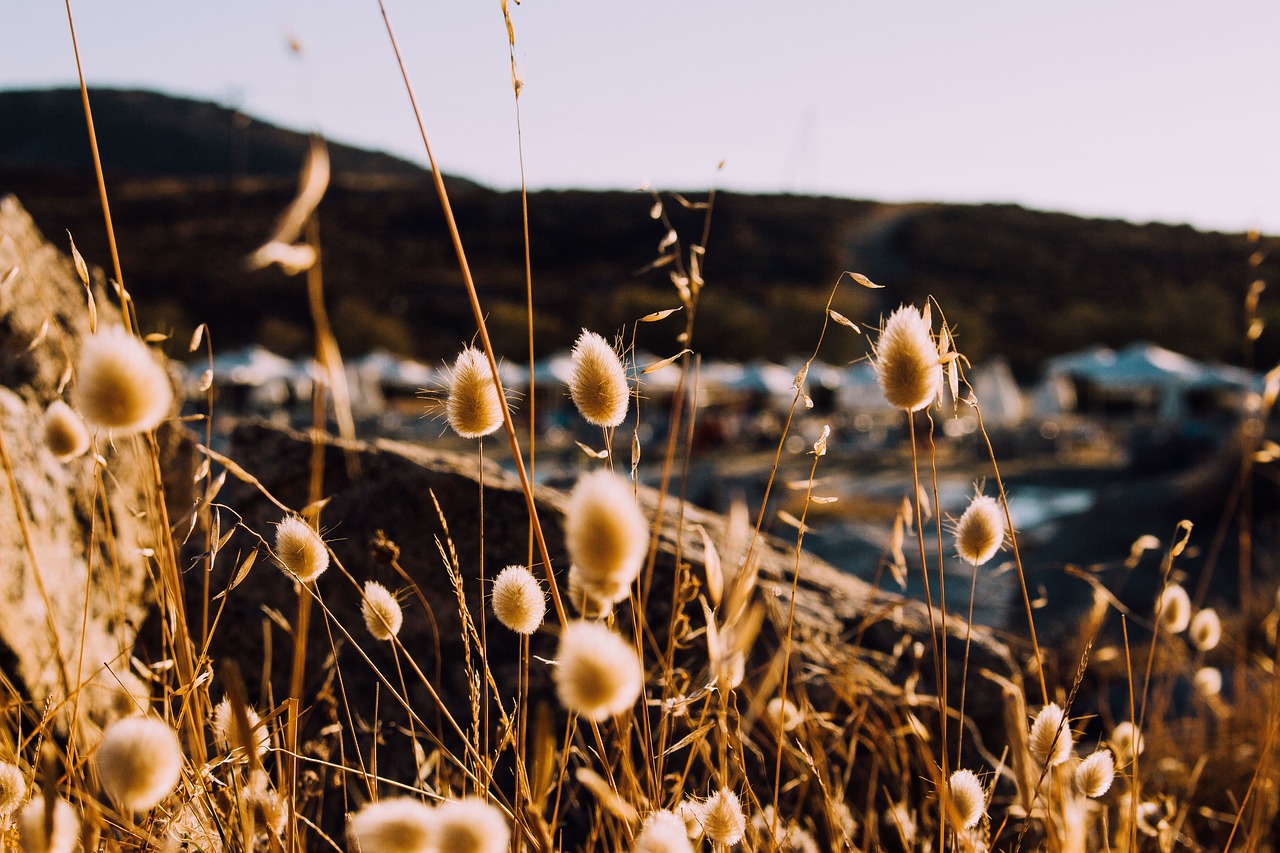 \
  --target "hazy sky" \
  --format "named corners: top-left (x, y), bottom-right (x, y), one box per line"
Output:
top-left (7, 1), bottom-right (1280, 233)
